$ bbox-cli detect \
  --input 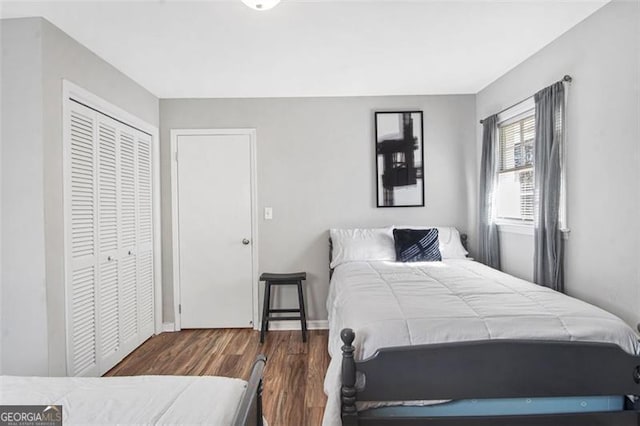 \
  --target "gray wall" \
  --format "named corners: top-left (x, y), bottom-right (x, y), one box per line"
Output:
top-left (40, 18), bottom-right (159, 376)
top-left (0, 17), bottom-right (159, 375)
top-left (160, 96), bottom-right (477, 323)
top-left (1, 18), bottom-right (48, 375)
top-left (476, 0), bottom-right (640, 327)
top-left (498, 231), bottom-right (534, 281)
